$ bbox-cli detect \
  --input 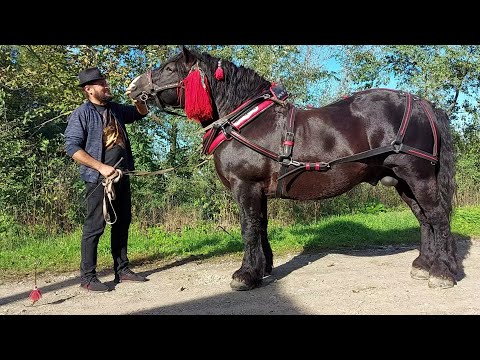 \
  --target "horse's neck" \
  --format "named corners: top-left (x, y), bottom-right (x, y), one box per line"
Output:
top-left (207, 62), bottom-right (270, 117)
top-left (212, 88), bottom-right (264, 119)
